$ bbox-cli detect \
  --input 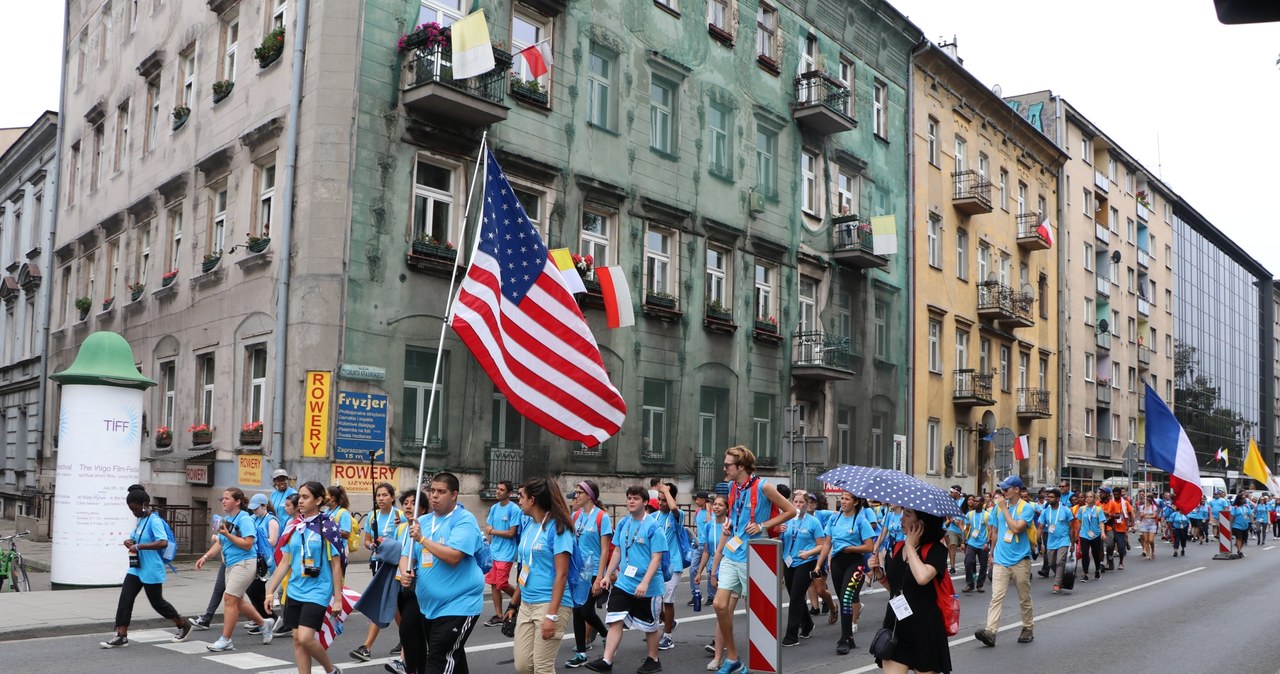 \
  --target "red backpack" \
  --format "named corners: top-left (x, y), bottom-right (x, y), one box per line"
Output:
top-left (891, 541), bottom-right (959, 636)
top-left (727, 476), bottom-right (782, 538)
